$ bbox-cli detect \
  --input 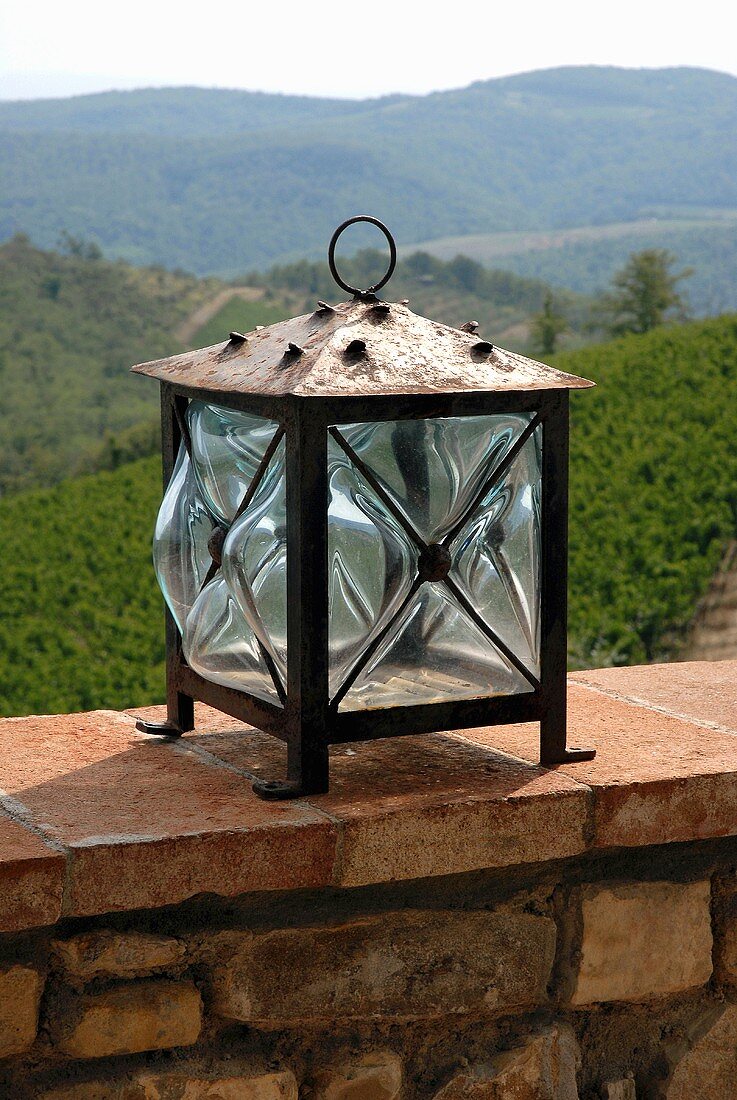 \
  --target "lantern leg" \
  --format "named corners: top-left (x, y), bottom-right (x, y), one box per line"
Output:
top-left (252, 739), bottom-right (329, 800)
top-left (539, 695), bottom-right (595, 765)
top-left (136, 690), bottom-right (194, 738)
top-left (136, 602), bottom-right (195, 737)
